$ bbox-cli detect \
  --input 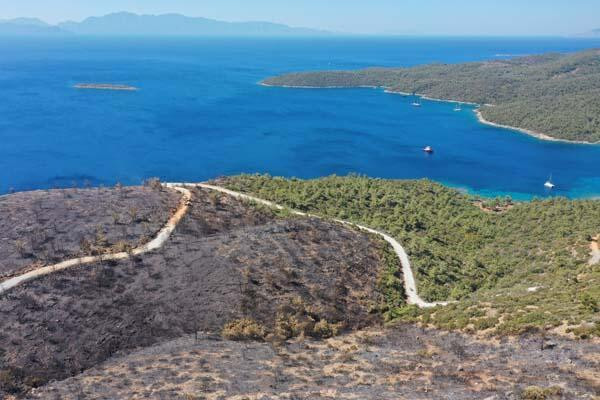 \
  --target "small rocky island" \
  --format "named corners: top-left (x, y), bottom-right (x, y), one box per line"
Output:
top-left (74, 83), bottom-right (138, 91)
